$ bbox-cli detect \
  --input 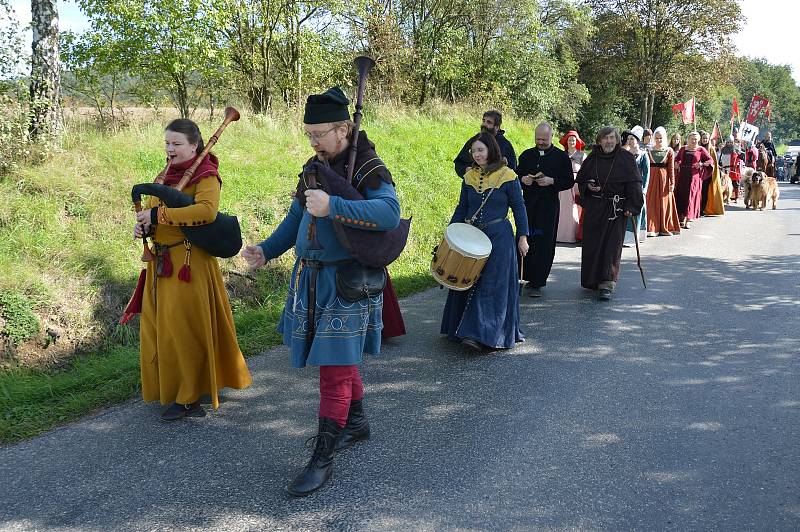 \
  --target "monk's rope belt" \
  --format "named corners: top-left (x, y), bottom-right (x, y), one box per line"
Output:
top-left (590, 194), bottom-right (627, 221)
